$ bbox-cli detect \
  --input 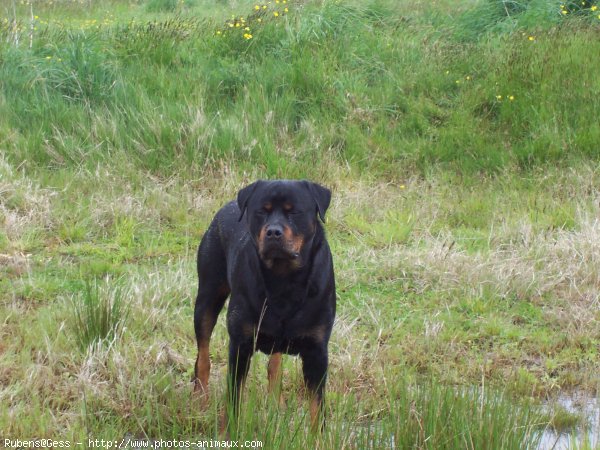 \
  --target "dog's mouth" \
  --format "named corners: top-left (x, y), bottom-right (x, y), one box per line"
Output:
top-left (259, 244), bottom-right (300, 262)
top-left (258, 243), bottom-right (302, 272)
